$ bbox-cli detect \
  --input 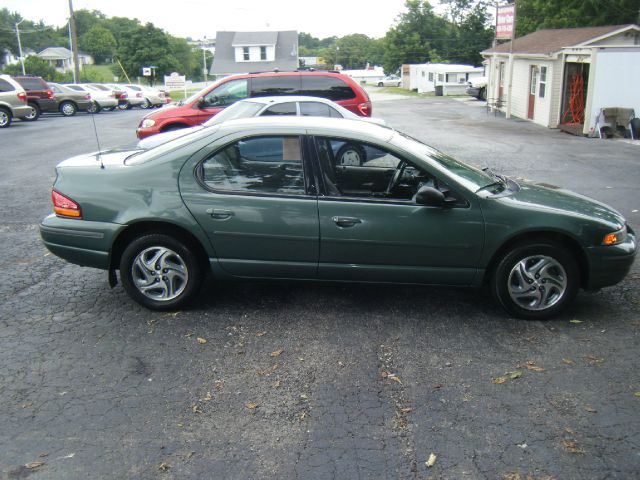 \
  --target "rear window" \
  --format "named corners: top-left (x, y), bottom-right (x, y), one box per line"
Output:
top-left (0, 79), bottom-right (15, 92)
top-left (15, 77), bottom-right (48, 91)
top-left (90, 84), bottom-right (109, 91)
top-left (250, 75), bottom-right (300, 97)
top-left (300, 76), bottom-right (355, 101)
